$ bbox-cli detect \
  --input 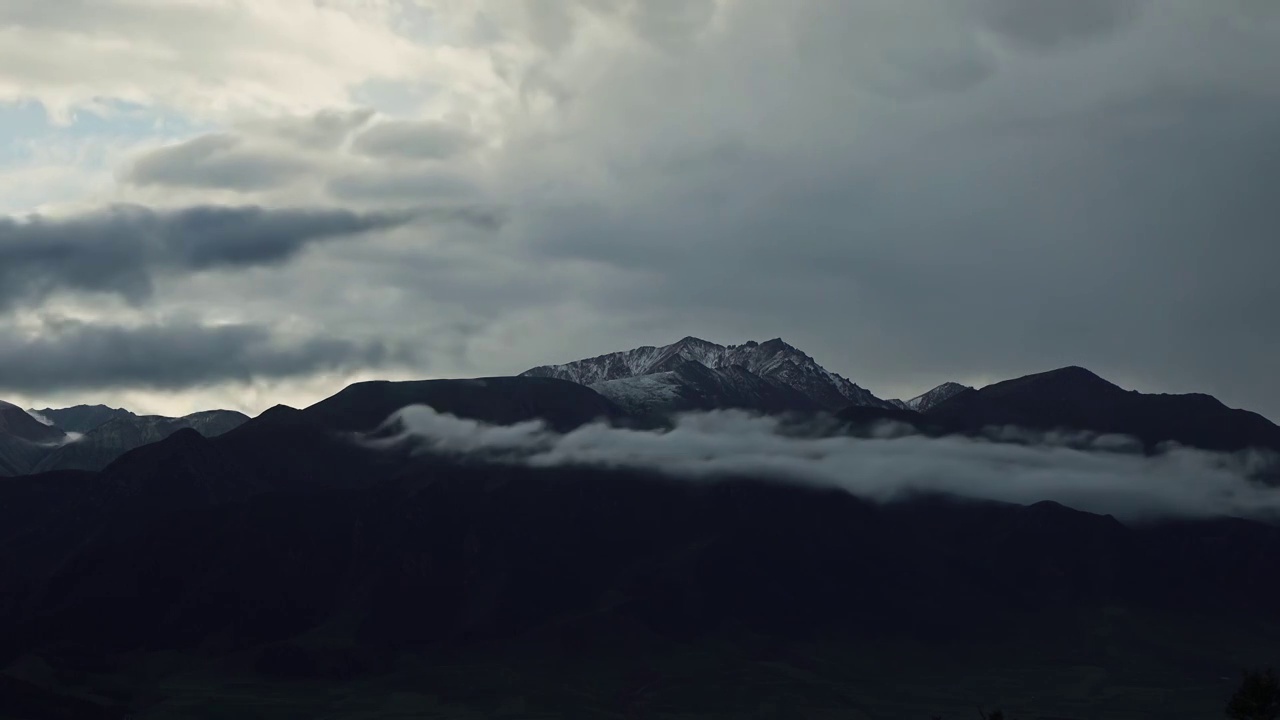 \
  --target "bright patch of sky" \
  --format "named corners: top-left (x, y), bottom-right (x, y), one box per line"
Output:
top-left (0, 99), bottom-right (208, 213)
